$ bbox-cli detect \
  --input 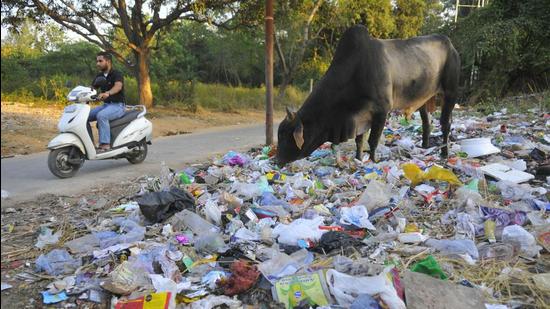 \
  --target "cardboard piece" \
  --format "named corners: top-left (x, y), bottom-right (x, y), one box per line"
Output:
top-left (480, 163), bottom-right (534, 183)
top-left (403, 271), bottom-right (485, 309)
